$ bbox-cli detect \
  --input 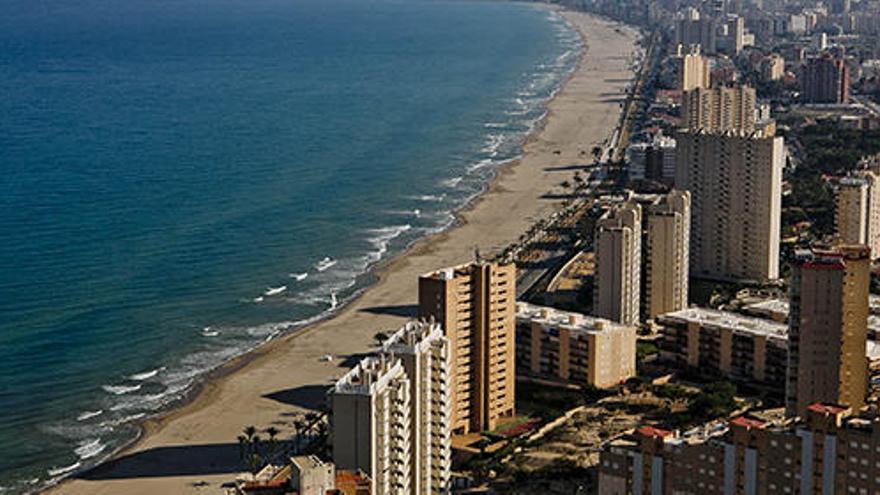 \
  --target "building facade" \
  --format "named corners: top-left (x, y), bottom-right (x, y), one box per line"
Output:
top-left (418, 262), bottom-right (516, 434)
top-left (675, 128), bottom-right (783, 282)
top-left (643, 191), bottom-right (691, 320)
top-left (681, 86), bottom-right (757, 133)
top-left (657, 308), bottom-right (789, 392)
top-left (594, 201), bottom-right (643, 326)
top-left (332, 356), bottom-right (412, 494)
top-left (516, 303), bottom-right (636, 388)
top-left (836, 171), bottom-right (880, 257)
top-left (787, 246), bottom-right (869, 416)
top-left (599, 404), bottom-right (880, 495)
top-left (802, 54), bottom-right (850, 104)
top-left (677, 44), bottom-right (711, 91)
top-left (331, 321), bottom-right (452, 495)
